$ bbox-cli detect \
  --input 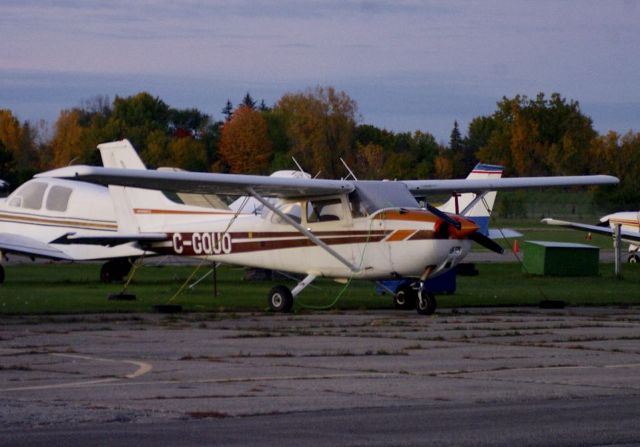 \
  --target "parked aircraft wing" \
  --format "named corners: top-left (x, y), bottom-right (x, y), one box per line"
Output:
top-left (403, 175), bottom-right (618, 194)
top-left (37, 166), bottom-right (354, 198)
top-left (0, 233), bottom-right (74, 260)
top-left (50, 232), bottom-right (169, 247)
top-left (541, 218), bottom-right (640, 242)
